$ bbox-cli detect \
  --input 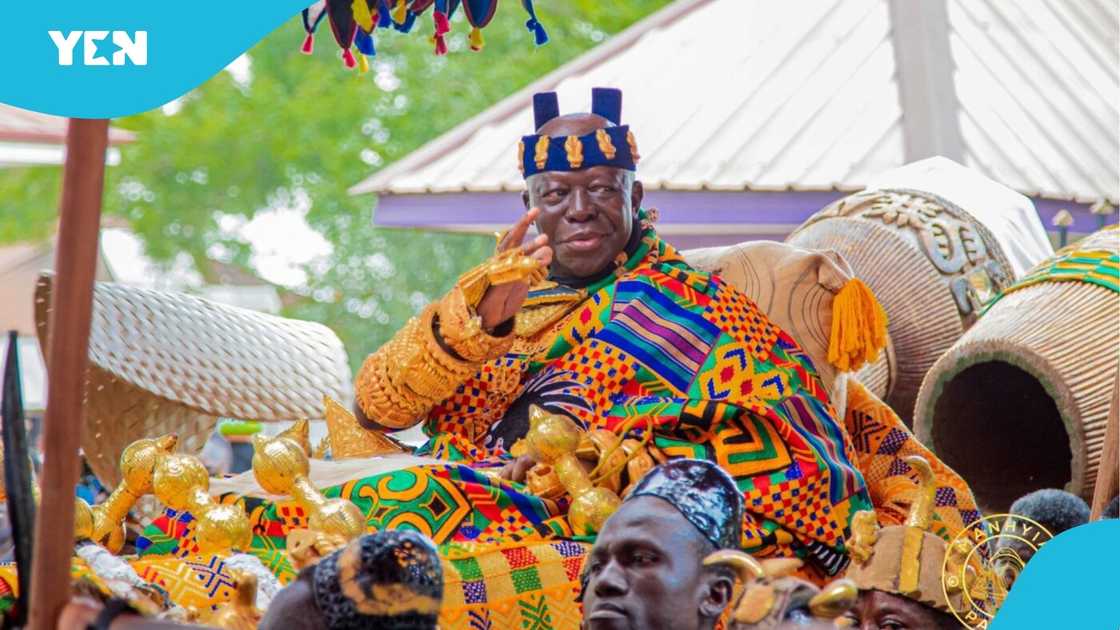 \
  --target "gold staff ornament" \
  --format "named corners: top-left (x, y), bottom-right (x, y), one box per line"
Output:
top-left (252, 428), bottom-right (366, 565)
top-left (152, 452), bottom-right (252, 554)
top-left (522, 405), bottom-right (622, 536)
top-left (83, 434), bottom-right (178, 553)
